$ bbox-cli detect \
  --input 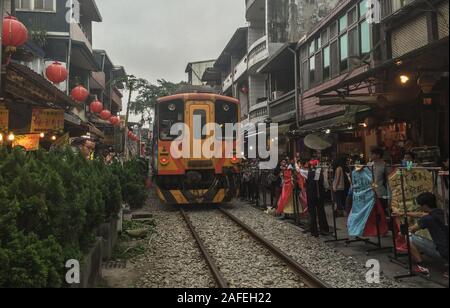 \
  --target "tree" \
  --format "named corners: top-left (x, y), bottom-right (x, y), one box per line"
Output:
top-left (112, 75), bottom-right (148, 159)
top-left (129, 79), bottom-right (187, 128)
